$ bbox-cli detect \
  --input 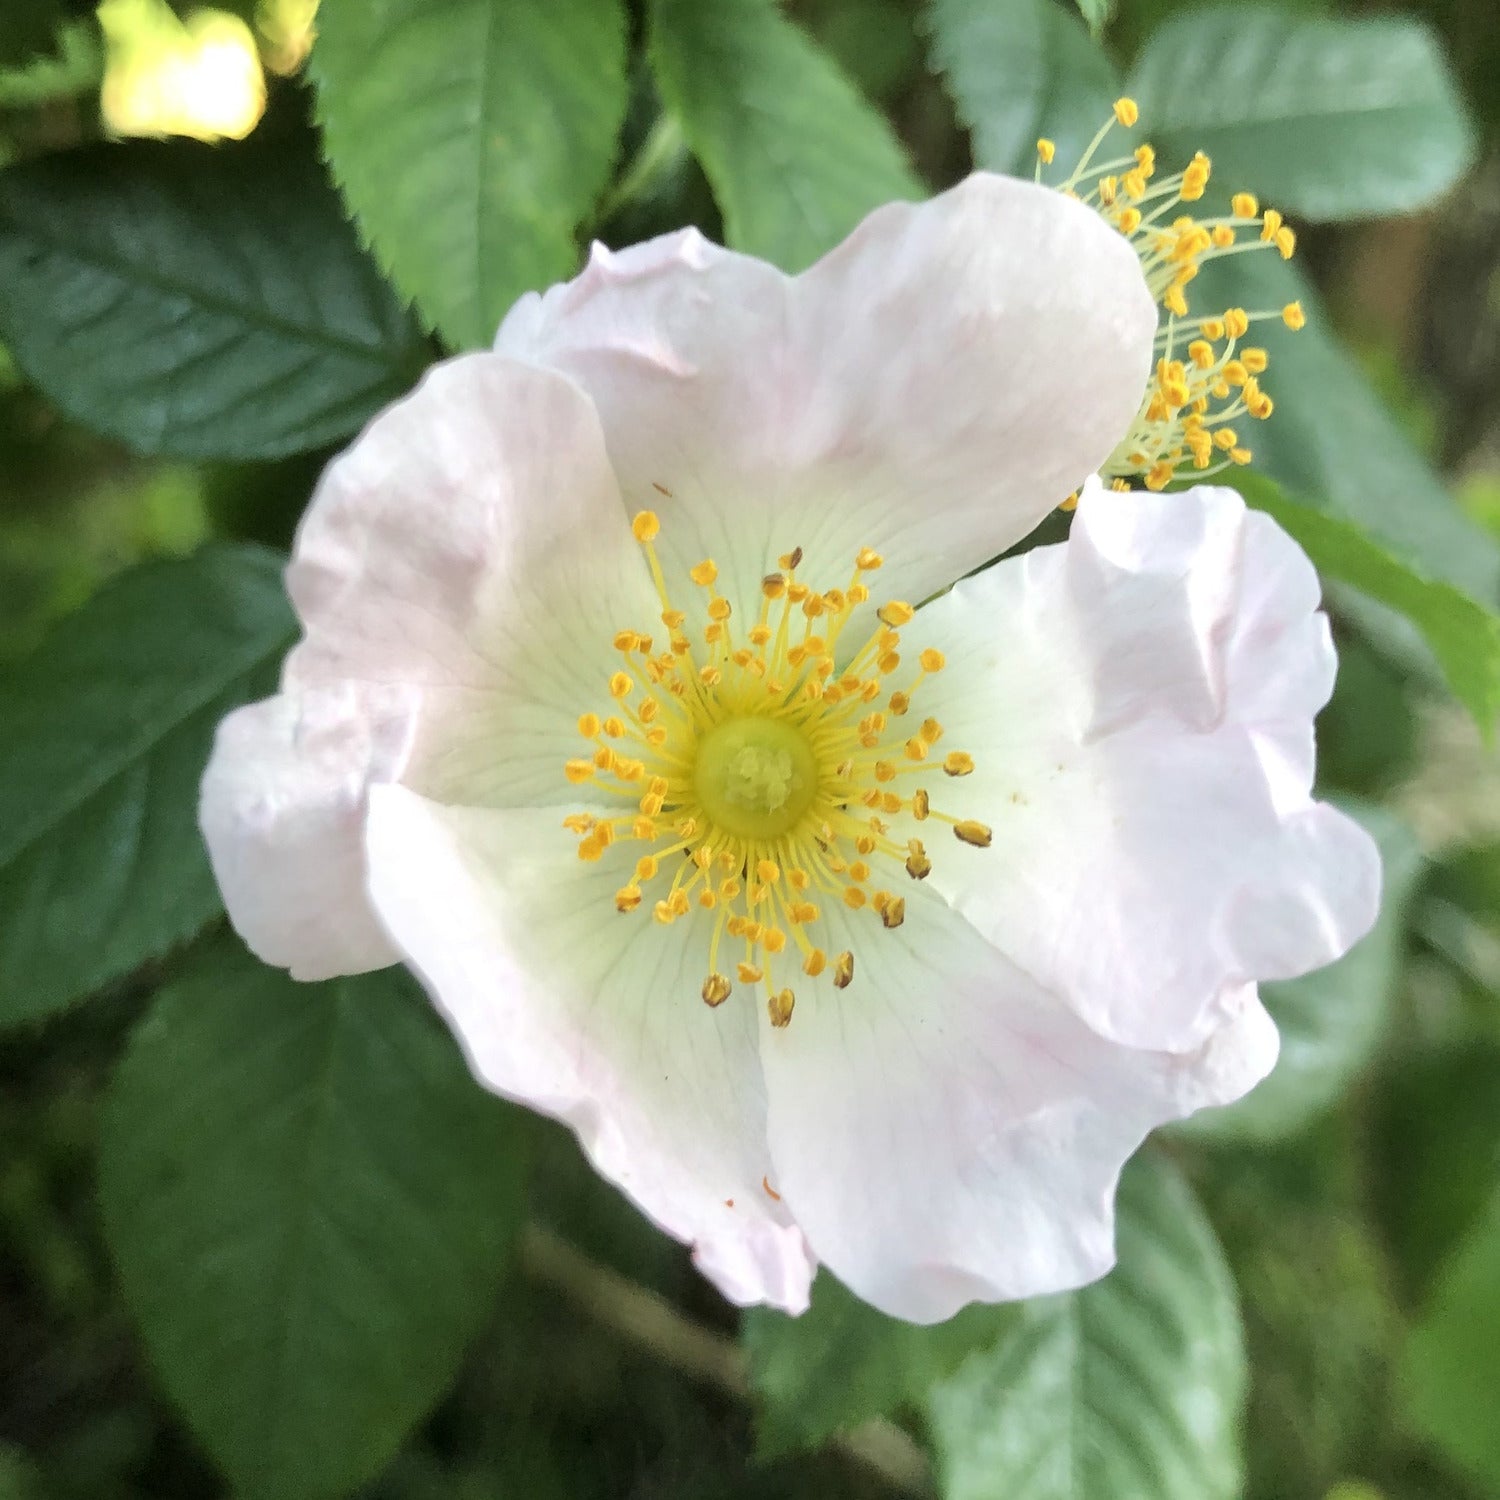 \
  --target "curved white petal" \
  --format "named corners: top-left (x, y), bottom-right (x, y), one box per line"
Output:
top-left (496, 176), bottom-right (1156, 619)
top-left (759, 888), bottom-right (1277, 1323)
top-left (363, 786), bottom-right (816, 1313)
top-left (199, 686), bottom-right (414, 979)
top-left (283, 352), bottom-right (660, 808)
top-left (908, 483), bottom-right (1381, 1050)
